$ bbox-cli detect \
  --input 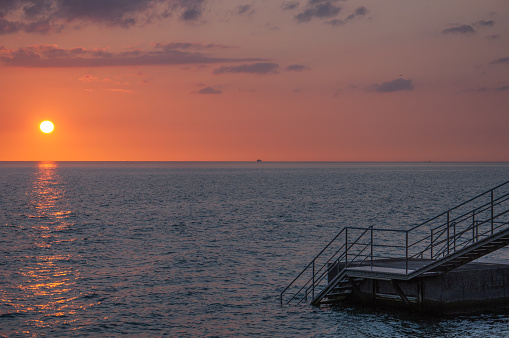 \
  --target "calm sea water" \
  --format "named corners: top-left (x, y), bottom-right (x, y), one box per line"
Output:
top-left (1, 162), bottom-right (509, 337)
